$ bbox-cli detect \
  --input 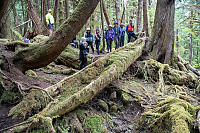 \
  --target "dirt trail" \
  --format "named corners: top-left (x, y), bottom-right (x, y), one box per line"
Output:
top-left (0, 105), bottom-right (23, 131)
